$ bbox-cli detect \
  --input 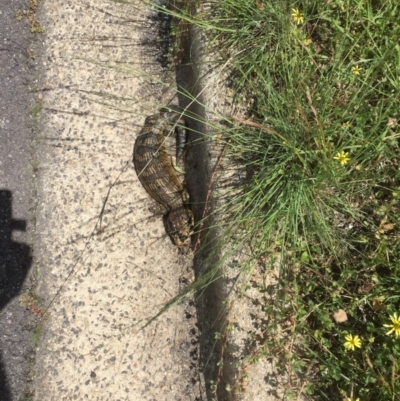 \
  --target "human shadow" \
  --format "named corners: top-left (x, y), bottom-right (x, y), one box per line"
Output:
top-left (0, 190), bottom-right (32, 401)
